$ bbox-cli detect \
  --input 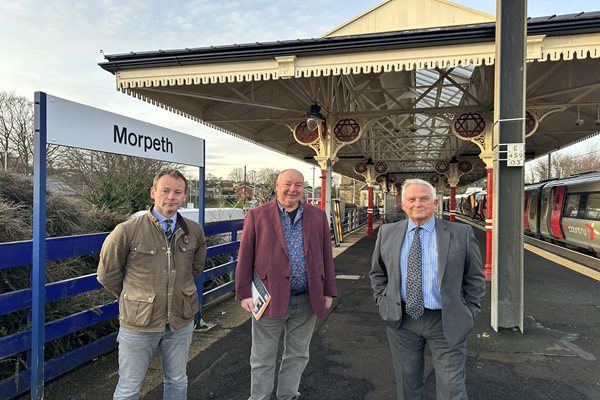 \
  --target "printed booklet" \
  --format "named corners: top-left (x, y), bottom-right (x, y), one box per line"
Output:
top-left (252, 271), bottom-right (271, 320)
